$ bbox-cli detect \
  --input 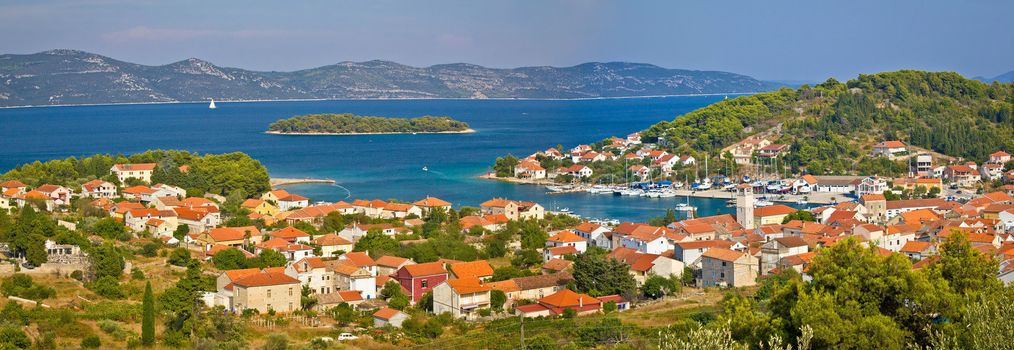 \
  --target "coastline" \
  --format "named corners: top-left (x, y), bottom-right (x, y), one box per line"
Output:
top-left (270, 177), bottom-right (336, 187)
top-left (265, 128), bottom-right (476, 136)
top-left (0, 92), bottom-right (755, 109)
top-left (476, 174), bottom-right (838, 204)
